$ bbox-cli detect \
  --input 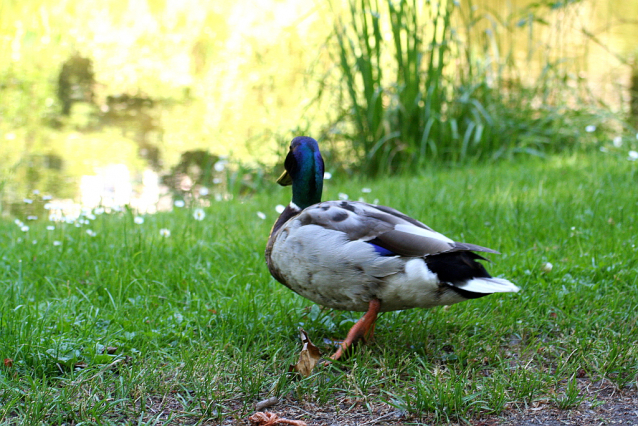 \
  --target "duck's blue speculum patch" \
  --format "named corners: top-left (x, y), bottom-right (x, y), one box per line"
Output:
top-left (367, 242), bottom-right (396, 256)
